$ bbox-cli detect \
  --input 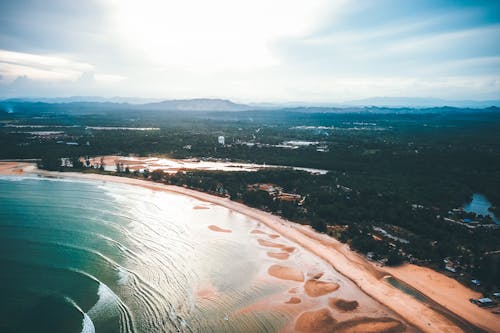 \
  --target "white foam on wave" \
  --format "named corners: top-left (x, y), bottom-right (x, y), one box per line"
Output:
top-left (64, 296), bottom-right (96, 333)
top-left (0, 174), bottom-right (96, 185)
top-left (88, 282), bottom-right (120, 319)
top-left (81, 313), bottom-right (96, 333)
top-left (117, 266), bottom-right (130, 285)
top-left (0, 175), bottom-right (42, 182)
